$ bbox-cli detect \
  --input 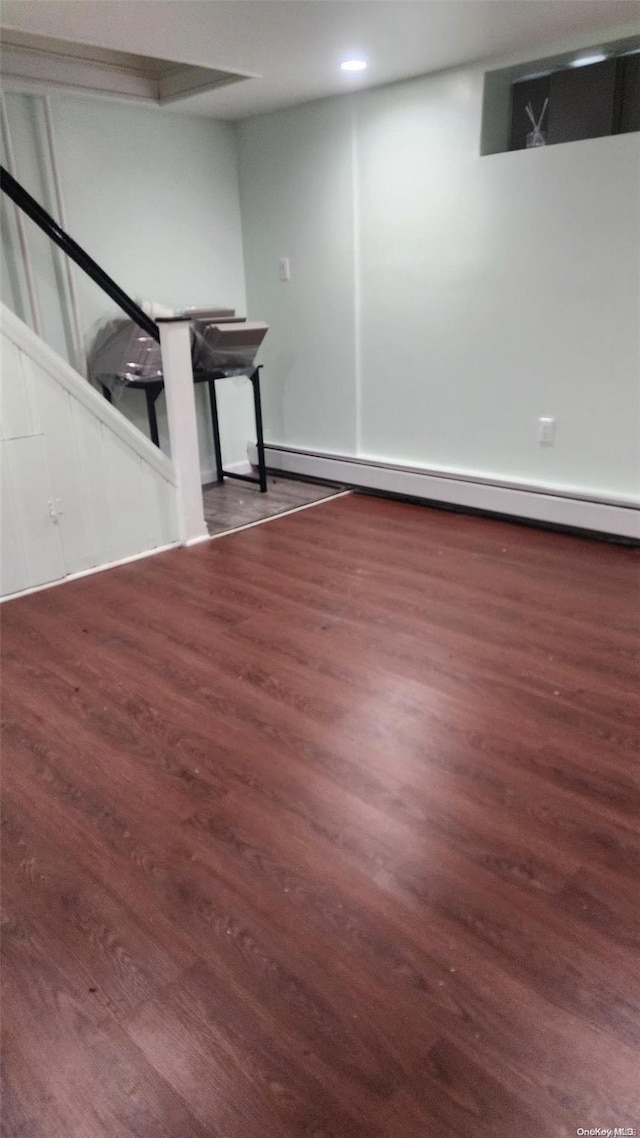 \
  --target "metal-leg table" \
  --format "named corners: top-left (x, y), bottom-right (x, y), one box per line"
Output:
top-left (100, 378), bottom-right (163, 448)
top-left (198, 365), bottom-right (267, 493)
top-left (99, 366), bottom-right (268, 493)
